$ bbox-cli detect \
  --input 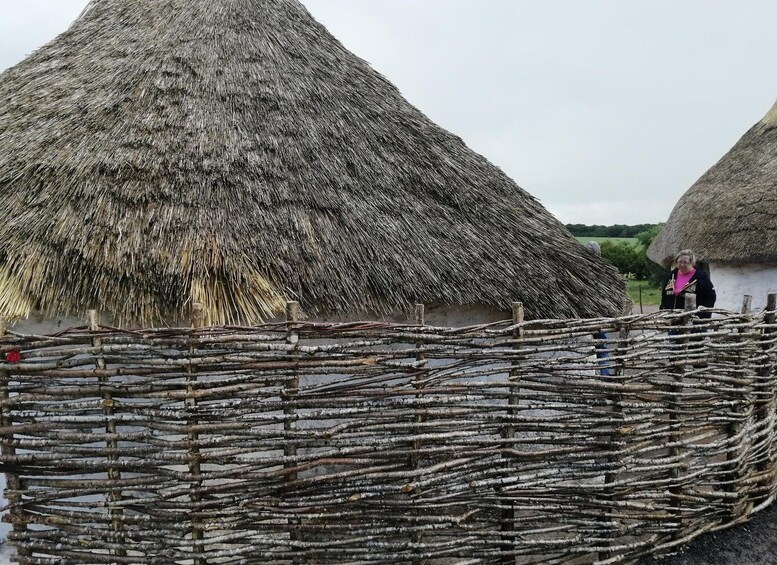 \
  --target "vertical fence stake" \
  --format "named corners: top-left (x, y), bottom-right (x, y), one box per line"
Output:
top-left (639, 285), bottom-right (643, 314)
top-left (500, 302), bottom-right (523, 564)
top-left (411, 303), bottom-right (425, 470)
top-left (284, 301), bottom-right (302, 560)
top-left (411, 304), bottom-right (425, 563)
top-left (188, 303), bottom-right (206, 565)
top-left (599, 322), bottom-right (628, 562)
top-left (726, 297), bottom-right (754, 520)
top-left (0, 319), bottom-right (30, 561)
top-left (89, 310), bottom-right (126, 559)
top-left (741, 295), bottom-right (753, 315)
top-left (754, 293), bottom-right (777, 508)
top-left (668, 296), bottom-right (695, 539)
